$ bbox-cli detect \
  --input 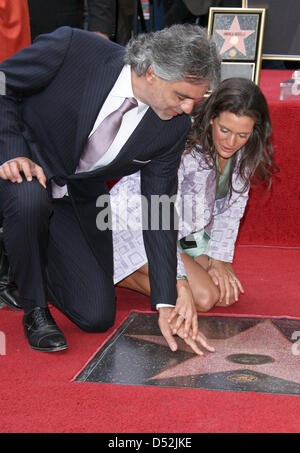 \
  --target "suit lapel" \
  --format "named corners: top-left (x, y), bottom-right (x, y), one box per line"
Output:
top-left (73, 51), bottom-right (125, 166)
top-left (111, 107), bottom-right (163, 165)
top-left (72, 106), bottom-right (166, 180)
